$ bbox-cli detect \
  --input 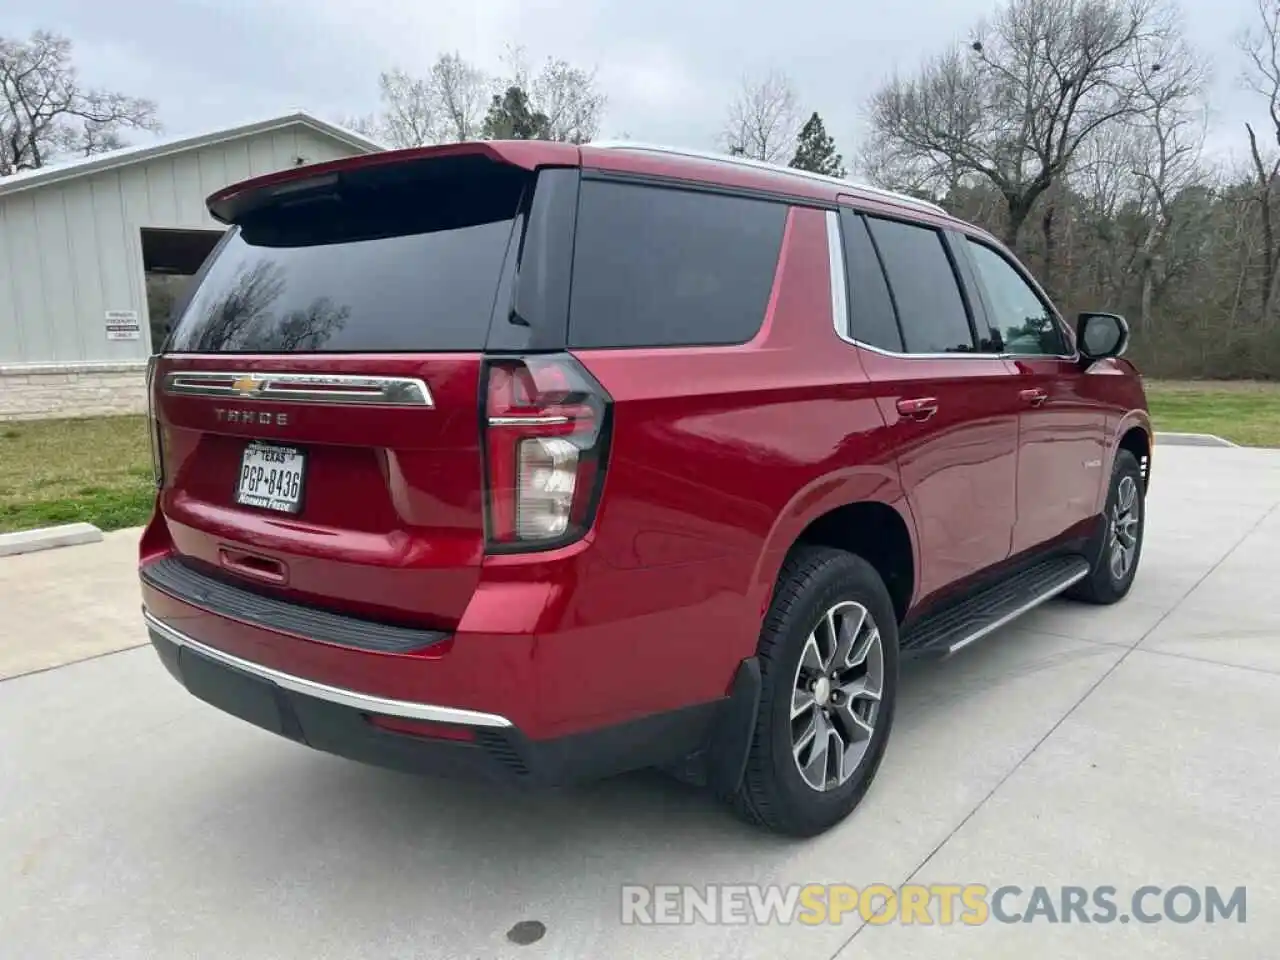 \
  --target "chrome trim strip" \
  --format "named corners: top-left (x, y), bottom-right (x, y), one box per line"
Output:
top-left (143, 609), bottom-right (513, 728)
top-left (826, 210), bottom-right (850, 343)
top-left (163, 372), bottom-right (434, 407)
top-left (487, 415), bottom-right (572, 427)
top-left (945, 565), bottom-right (1089, 655)
top-left (837, 335), bottom-right (1058, 362)
top-left (831, 313), bottom-right (1077, 364)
